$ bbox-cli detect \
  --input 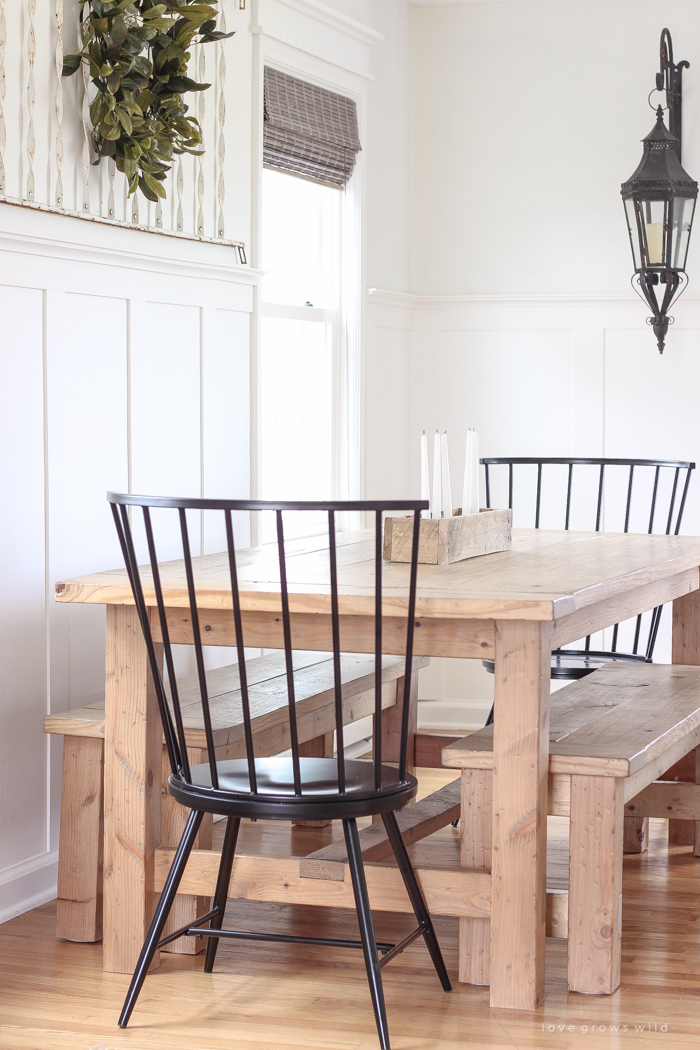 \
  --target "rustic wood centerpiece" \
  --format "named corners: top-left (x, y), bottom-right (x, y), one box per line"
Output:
top-left (383, 508), bottom-right (512, 566)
